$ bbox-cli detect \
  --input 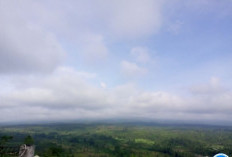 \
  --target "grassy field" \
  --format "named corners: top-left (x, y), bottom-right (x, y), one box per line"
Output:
top-left (0, 123), bottom-right (232, 157)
